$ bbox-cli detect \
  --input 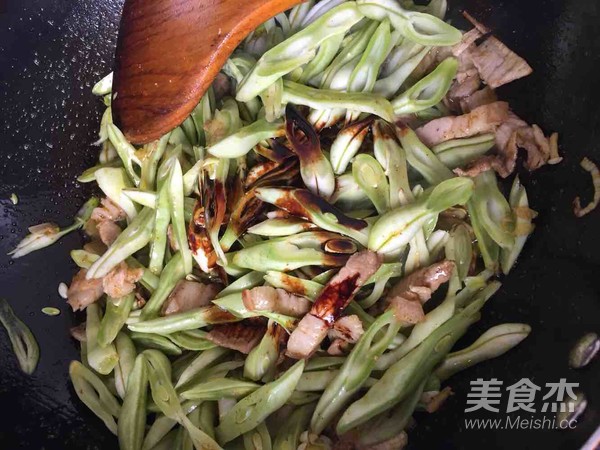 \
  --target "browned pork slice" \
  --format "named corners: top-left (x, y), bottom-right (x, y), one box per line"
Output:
top-left (90, 197), bottom-right (127, 223)
top-left (67, 269), bottom-right (104, 311)
top-left (386, 261), bottom-right (455, 322)
top-left (327, 315), bottom-right (364, 355)
top-left (97, 220), bottom-right (121, 246)
top-left (470, 36), bottom-right (533, 89)
top-left (416, 101), bottom-right (510, 147)
top-left (242, 286), bottom-right (311, 317)
top-left (286, 251), bottom-right (382, 359)
top-left (102, 262), bottom-right (144, 299)
top-left (460, 87), bottom-right (498, 113)
top-left (206, 321), bottom-right (267, 354)
top-left (161, 280), bottom-right (221, 316)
